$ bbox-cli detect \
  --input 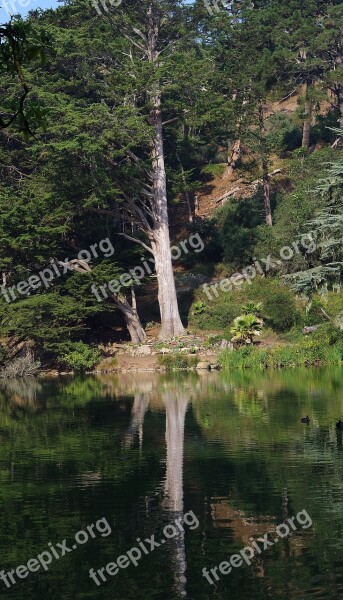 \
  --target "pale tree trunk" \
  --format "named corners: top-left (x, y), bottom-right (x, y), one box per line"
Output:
top-left (228, 138), bottom-right (242, 174)
top-left (147, 6), bottom-right (185, 340)
top-left (258, 103), bottom-right (272, 227)
top-left (125, 391), bottom-right (149, 449)
top-left (163, 391), bottom-right (188, 511)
